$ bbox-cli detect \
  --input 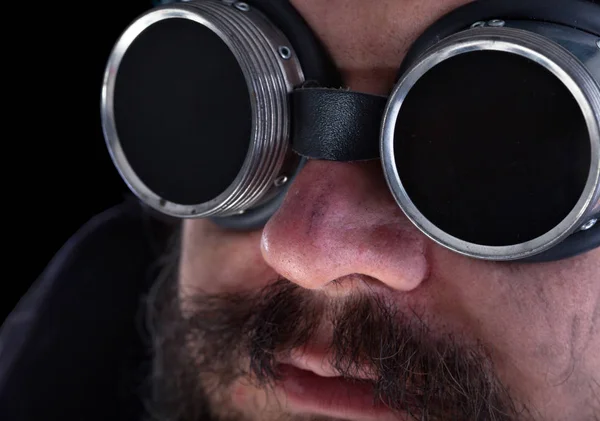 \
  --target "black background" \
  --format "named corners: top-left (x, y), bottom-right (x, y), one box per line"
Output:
top-left (3, 1), bottom-right (154, 322)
